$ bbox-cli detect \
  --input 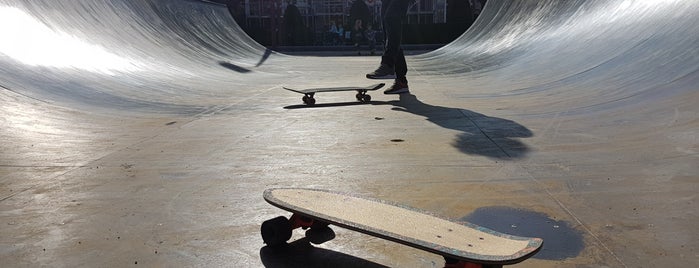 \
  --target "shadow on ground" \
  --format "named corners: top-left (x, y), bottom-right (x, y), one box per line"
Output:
top-left (284, 101), bottom-right (391, 109)
top-left (391, 94), bottom-right (532, 159)
top-left (260, 238), bottom-right (388, 268)
top-left (218, 49), bottom-right (273, 73)
top-left (219, 61), bottom-right (252, 73)
top-left (460, 206), bottom-right (585, 260)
